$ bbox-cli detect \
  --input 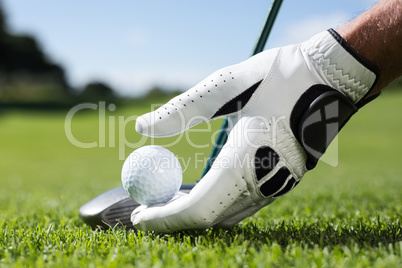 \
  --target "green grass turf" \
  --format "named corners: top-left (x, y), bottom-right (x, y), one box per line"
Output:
top-left (0, 91), bottom-right (401, 267)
